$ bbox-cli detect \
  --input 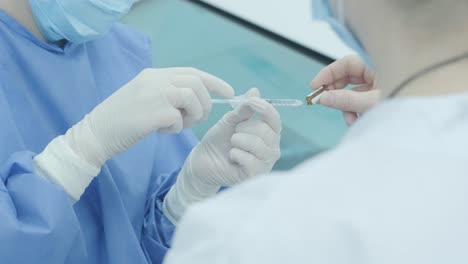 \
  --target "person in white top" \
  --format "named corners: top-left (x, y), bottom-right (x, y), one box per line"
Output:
top-left (163, 0), bottom-right (468, 263)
